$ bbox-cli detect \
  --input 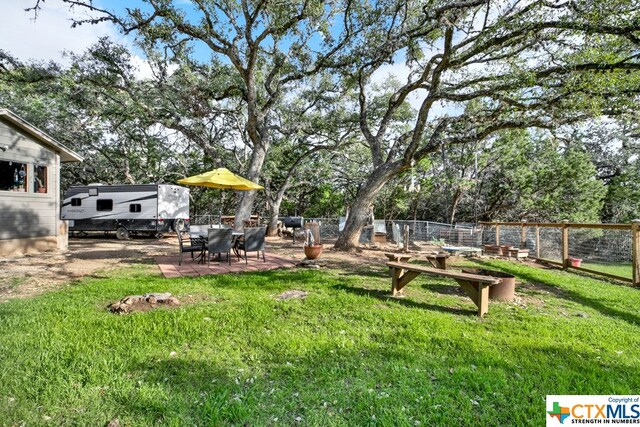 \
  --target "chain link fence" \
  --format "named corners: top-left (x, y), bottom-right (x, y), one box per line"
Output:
top-left (481, 222), bottom-right (637, 283)
top-left (190, 214), bottom-right (638, 284)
